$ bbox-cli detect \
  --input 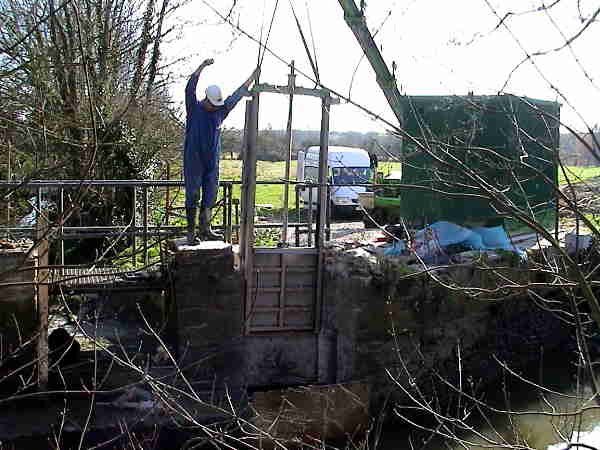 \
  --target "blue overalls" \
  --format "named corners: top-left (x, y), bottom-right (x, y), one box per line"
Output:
top-left (183, 73), bottom-right (248, 208)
